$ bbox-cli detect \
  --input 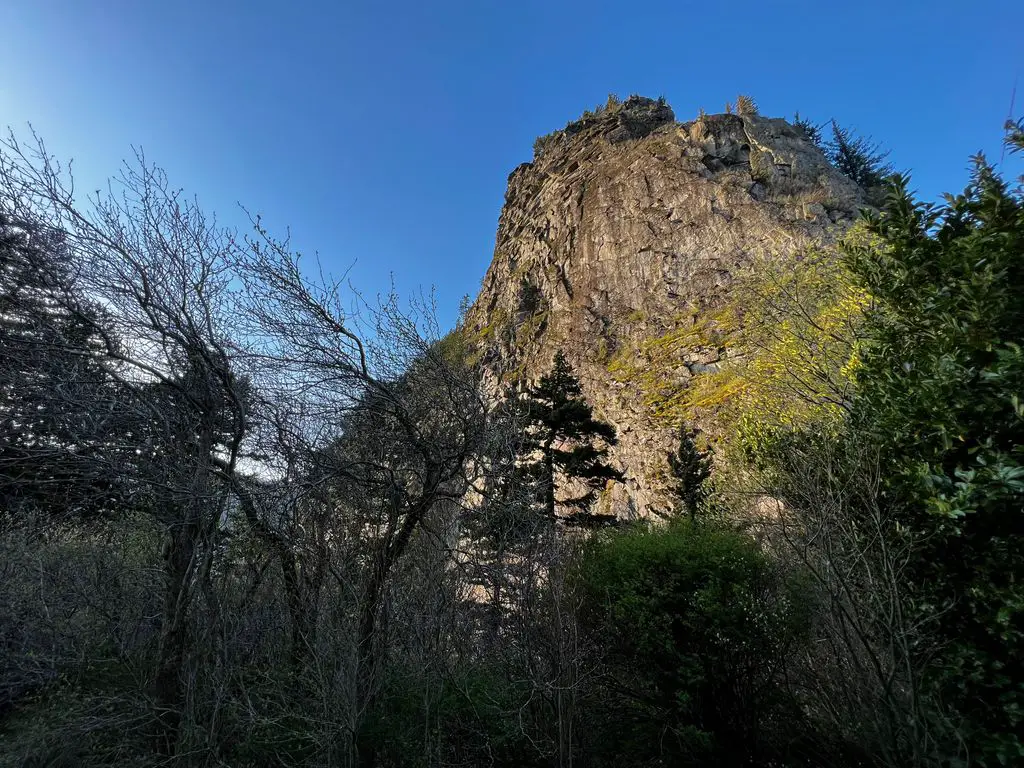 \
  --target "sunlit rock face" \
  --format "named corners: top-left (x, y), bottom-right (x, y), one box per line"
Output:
top-left (466, 97), bottom-right (863, 516)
